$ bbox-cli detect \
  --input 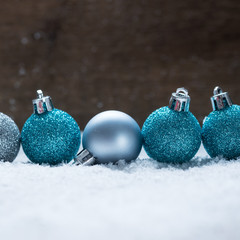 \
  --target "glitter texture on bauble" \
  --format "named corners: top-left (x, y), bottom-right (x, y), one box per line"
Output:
top-left (0, 112), bottom-right (20, 162)
top-left (202, 86), bottom-right (240, 159)
top-left (142, 88), bottom-right (201, 163)
top-left (21, 90), bottom-right (81, 165)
